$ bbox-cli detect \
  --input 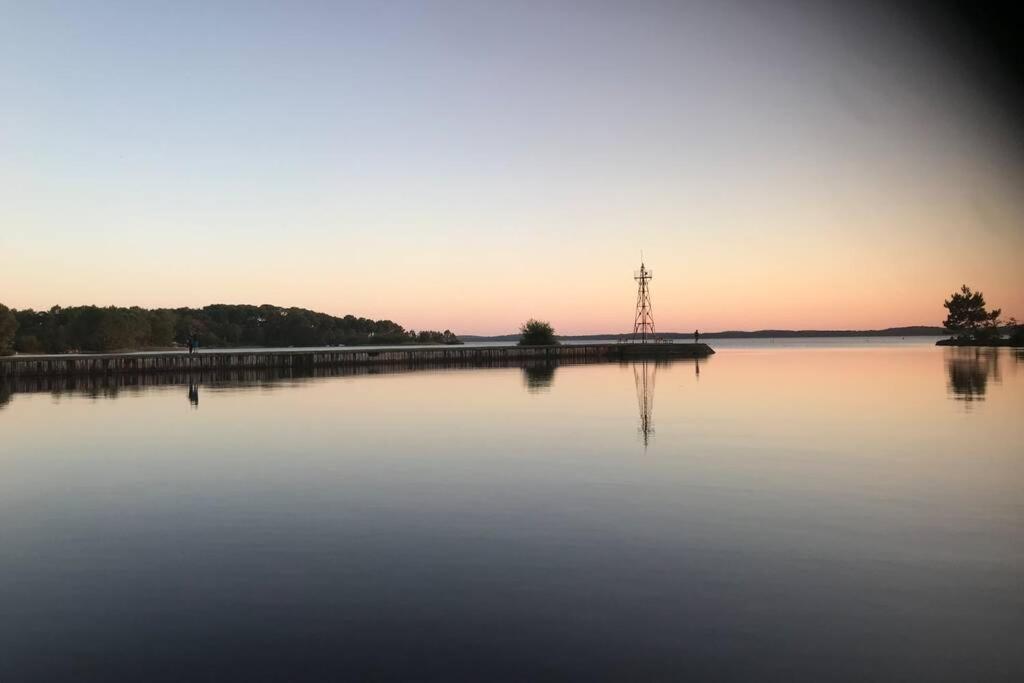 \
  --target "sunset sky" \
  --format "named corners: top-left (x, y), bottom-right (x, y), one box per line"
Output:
top-left (2, 1), bottom-right (1021, 334)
